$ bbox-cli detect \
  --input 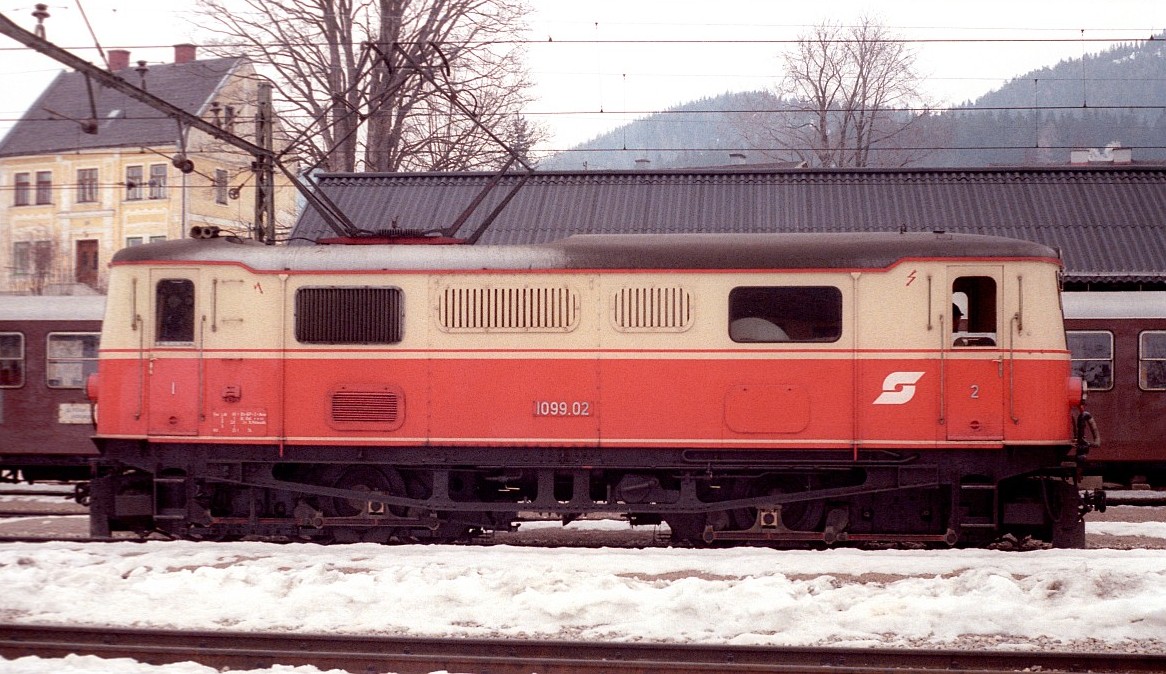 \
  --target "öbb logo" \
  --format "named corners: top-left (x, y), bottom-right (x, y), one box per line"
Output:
top-left (874, 371), bottom-right (925, 405)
